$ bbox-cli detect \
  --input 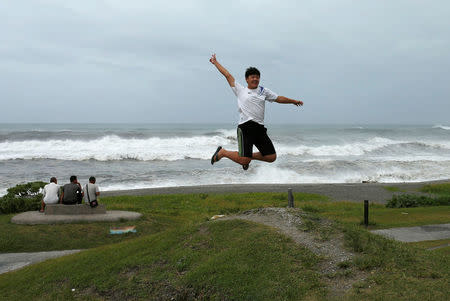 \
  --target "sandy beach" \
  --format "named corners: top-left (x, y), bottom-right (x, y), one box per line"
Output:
top-left (101, 180), bottom-right (448, 204)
